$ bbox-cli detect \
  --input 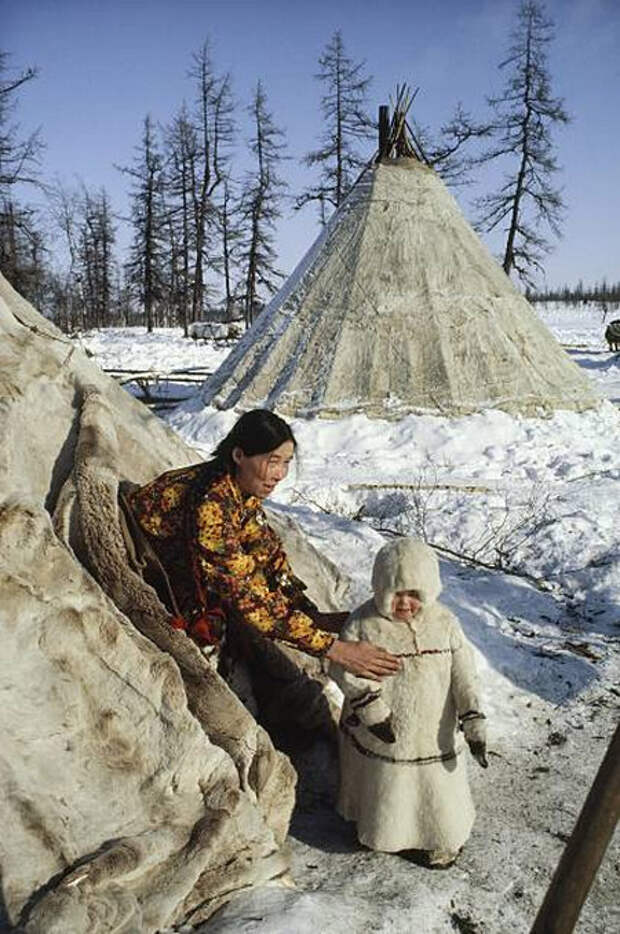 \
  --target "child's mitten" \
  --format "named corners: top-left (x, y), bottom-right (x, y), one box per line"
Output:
top-left (367, 717), bottom-right (396, 744)
top-left (462, 713), bottom-right (488, 768)
top-left (468, 740), bottom-right (488, 768)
